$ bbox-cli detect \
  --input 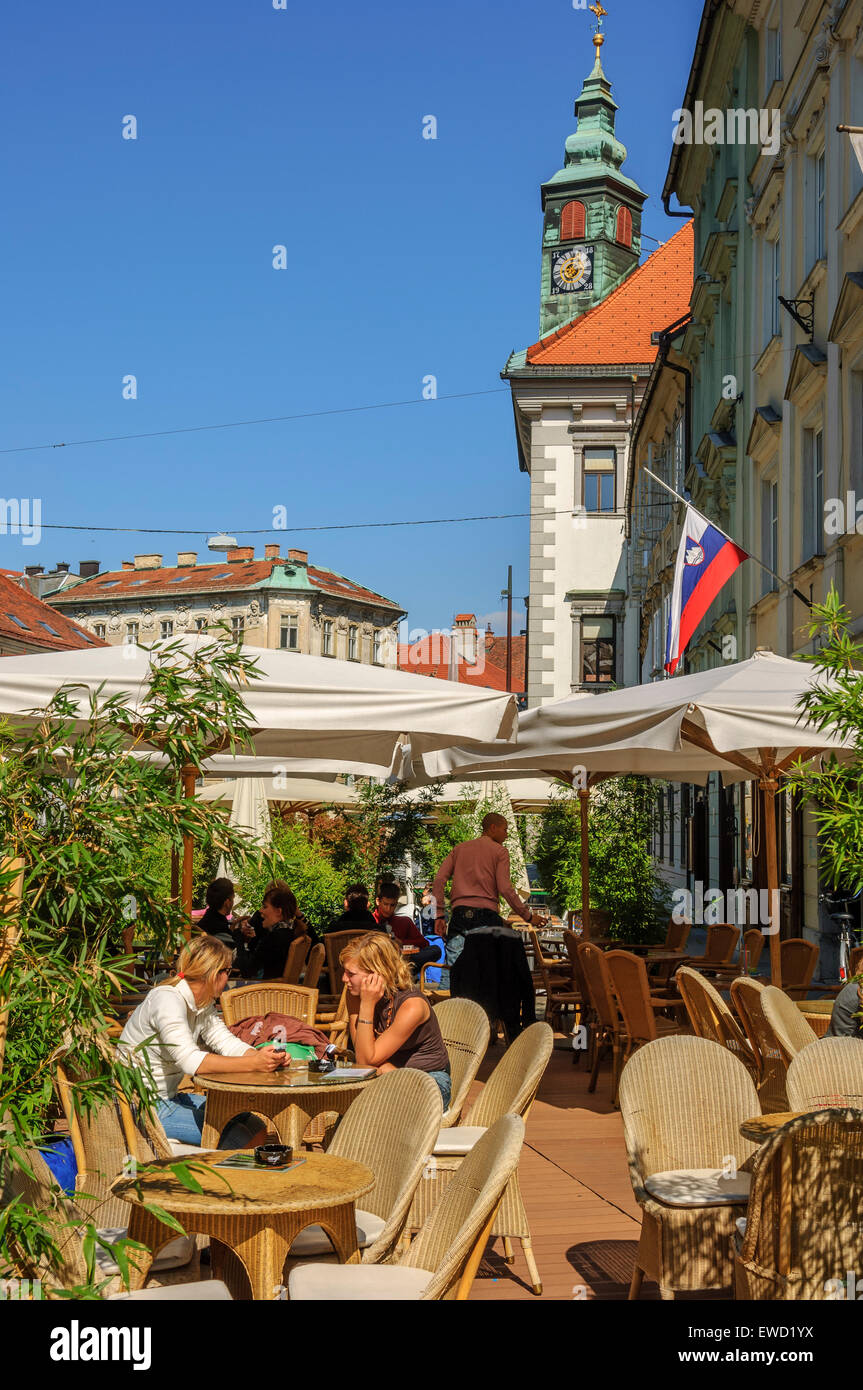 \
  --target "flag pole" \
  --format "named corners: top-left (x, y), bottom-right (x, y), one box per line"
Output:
top-left (642, 467), bottom-right (812, 609)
